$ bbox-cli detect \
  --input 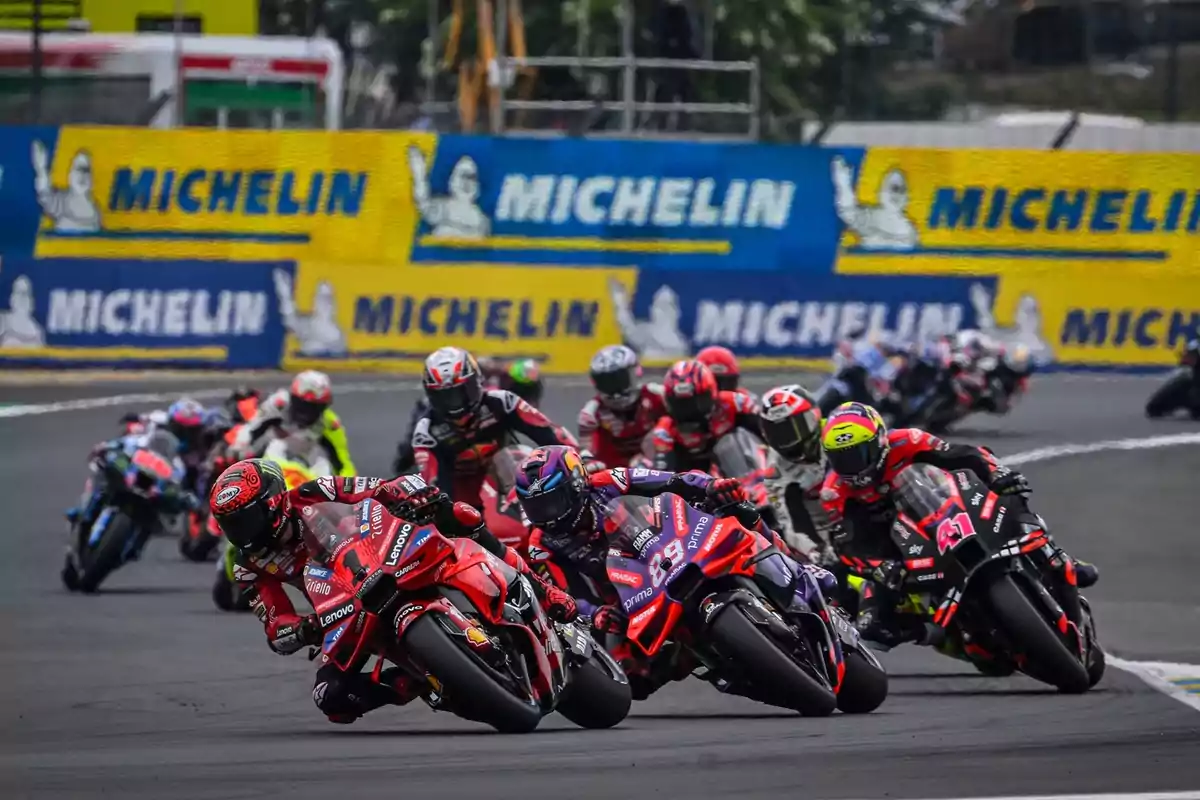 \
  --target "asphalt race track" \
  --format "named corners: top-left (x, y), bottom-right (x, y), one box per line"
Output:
top-left (2, 373), bottom-right (1199, 800)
